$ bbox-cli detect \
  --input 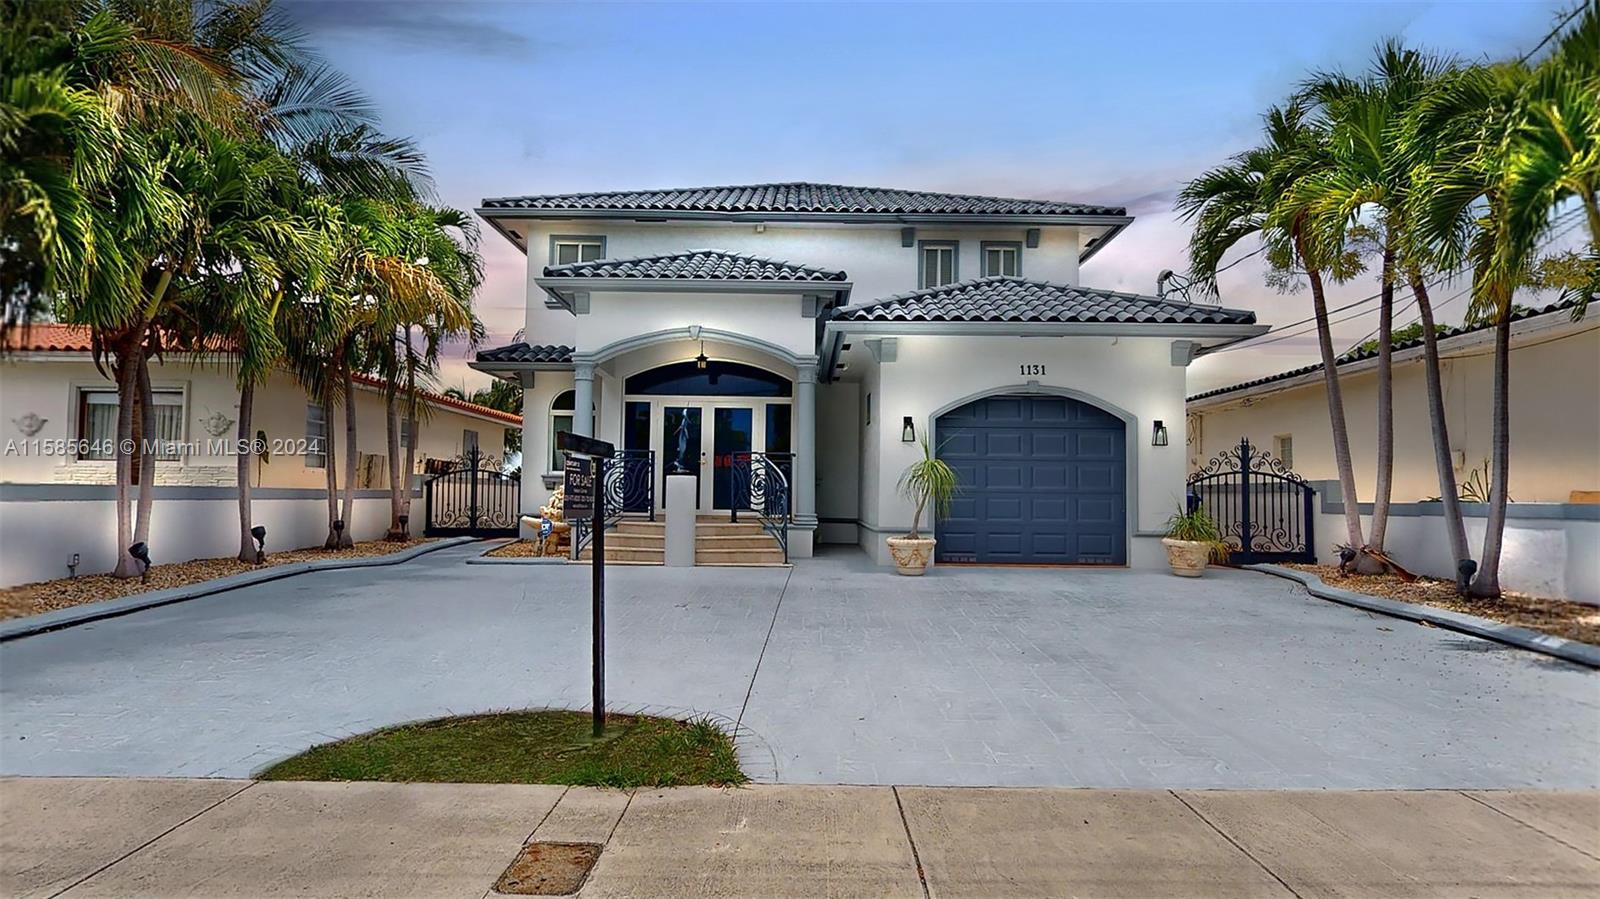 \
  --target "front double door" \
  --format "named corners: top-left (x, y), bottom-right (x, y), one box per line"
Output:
top-left (628, 399), bottom-right (791, 512)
